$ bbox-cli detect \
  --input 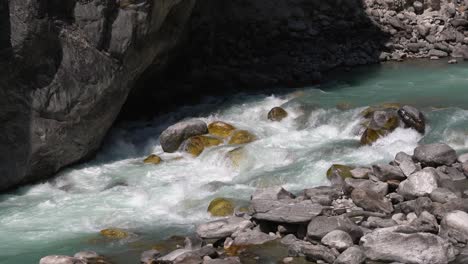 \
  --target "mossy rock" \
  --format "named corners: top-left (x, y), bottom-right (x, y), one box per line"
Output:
top-left (208, 121), bottom-right (236, 138)
top-left (207, 198), bottom-right (234, 217)
top-left (381, 115), bottom-right (399, 130)
top-left (184, 135), bottom-right (223, 156)
top-left (360, 128), bottom-right (387, 145)
top-left (361, 102), bottom-right (402, 118)
top-left (326, 164), bottom-right (354, 185)
top-left (267, 107), bottom-right (288, 121)
top-left (100, 228), bottom-right (129, 239)
top-left (143, 154), bottom-right (162, 164)
top-left (228, 130), bottom-right (256, 145)
top-left (198, 135), bottom-right (223, 147)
